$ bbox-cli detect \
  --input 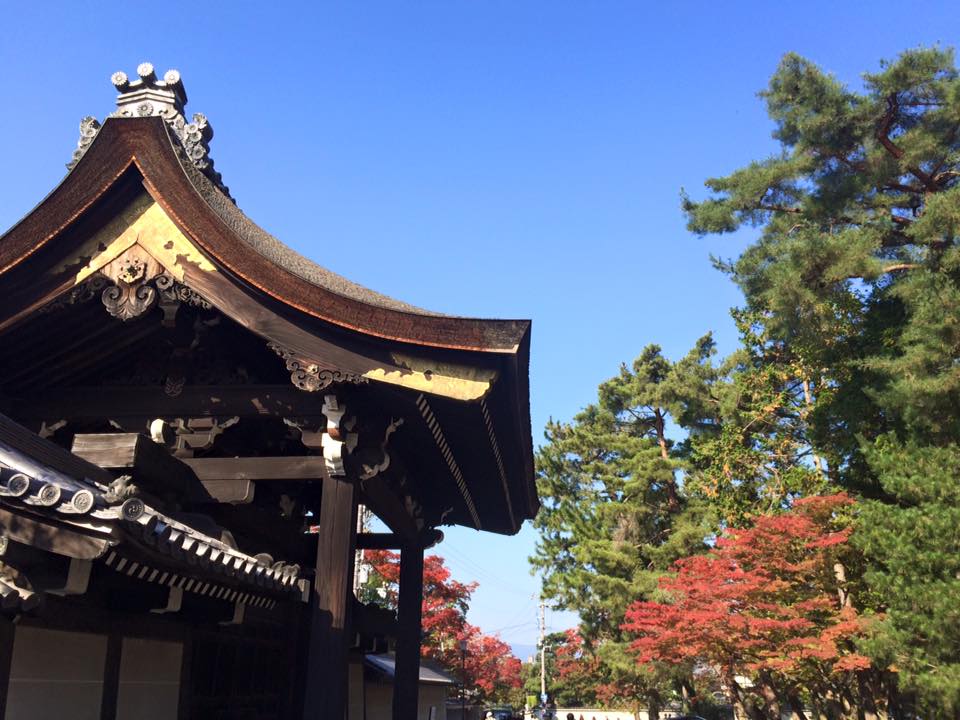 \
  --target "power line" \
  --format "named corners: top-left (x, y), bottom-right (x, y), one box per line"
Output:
top-left (436, 543), bottom-right (533, 597)
top-left (486, 597), bottom-right (538, 635)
